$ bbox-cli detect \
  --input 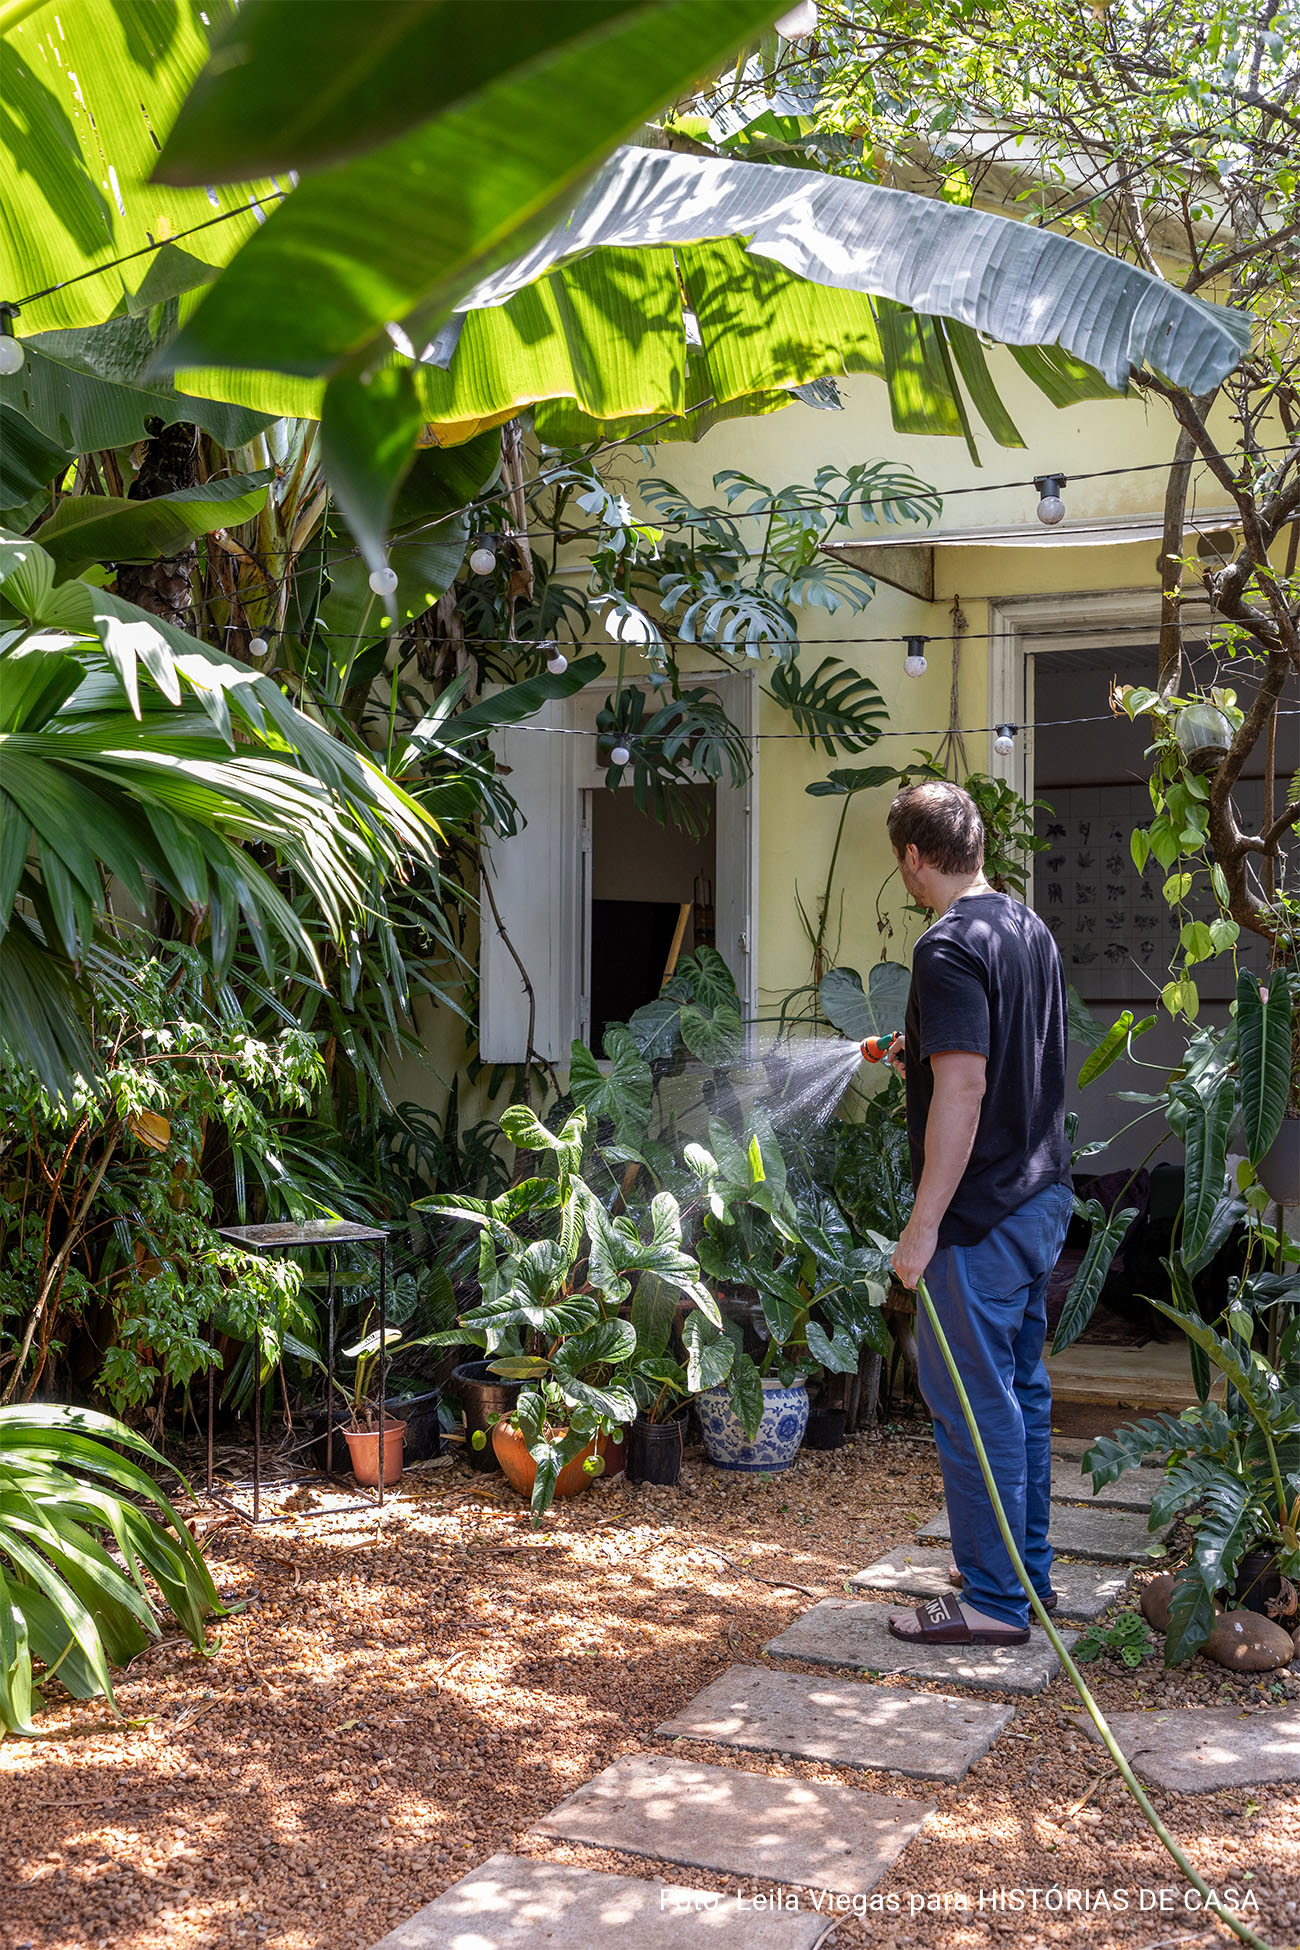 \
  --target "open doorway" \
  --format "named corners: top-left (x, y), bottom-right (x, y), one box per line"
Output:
top-left (583, 785), bottom-right (716, 1051)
